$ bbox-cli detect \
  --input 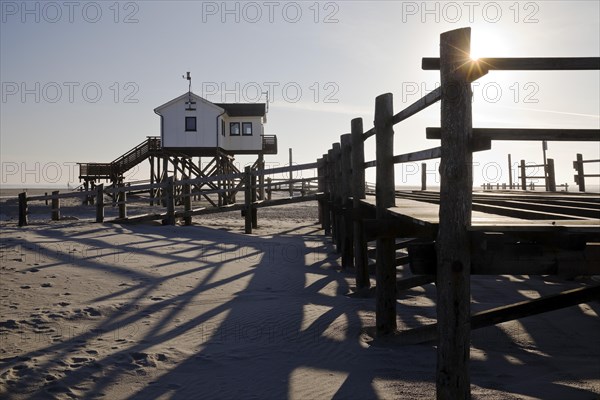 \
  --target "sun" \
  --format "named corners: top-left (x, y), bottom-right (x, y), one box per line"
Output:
top-left (470, 28), bottom-right (509, 60)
